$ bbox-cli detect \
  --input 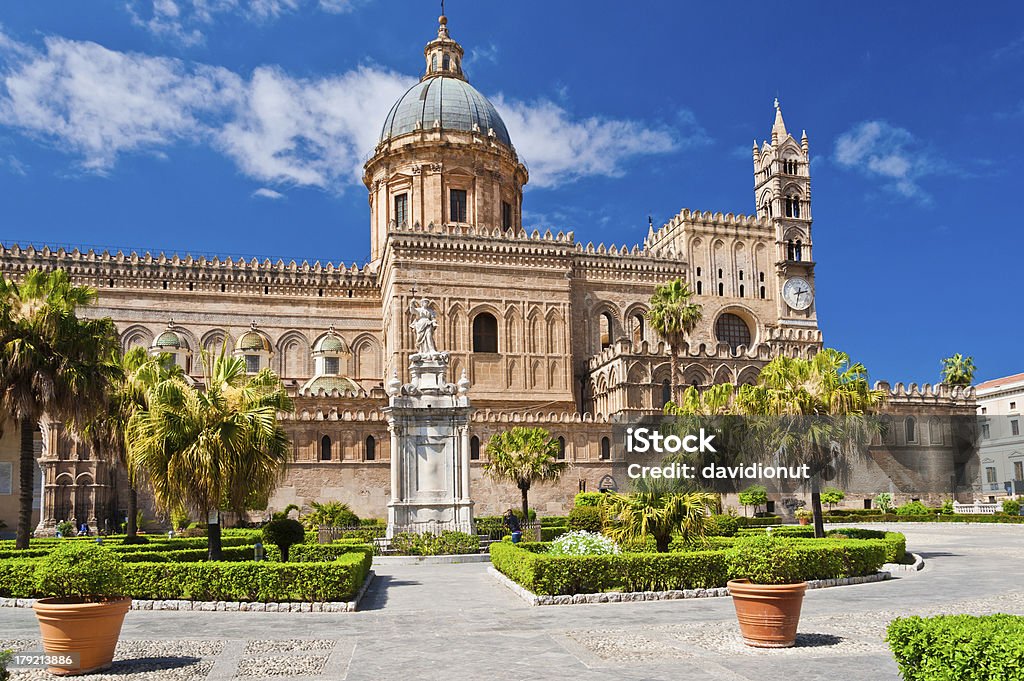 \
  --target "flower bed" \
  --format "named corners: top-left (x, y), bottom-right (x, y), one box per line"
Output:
top-left (490, 534), bottom-right (892, 596)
